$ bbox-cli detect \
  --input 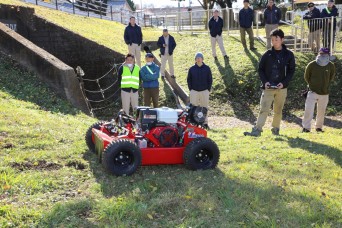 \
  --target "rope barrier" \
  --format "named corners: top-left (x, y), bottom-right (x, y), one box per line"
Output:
top-left (81, 63), bottom-right (122, 82)
top-left (83, 81), bottom-right (117, 93)
top-left (86, 90), bottom-right (120, 103)
top-left (76, 62), bottom-right (123, 117)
